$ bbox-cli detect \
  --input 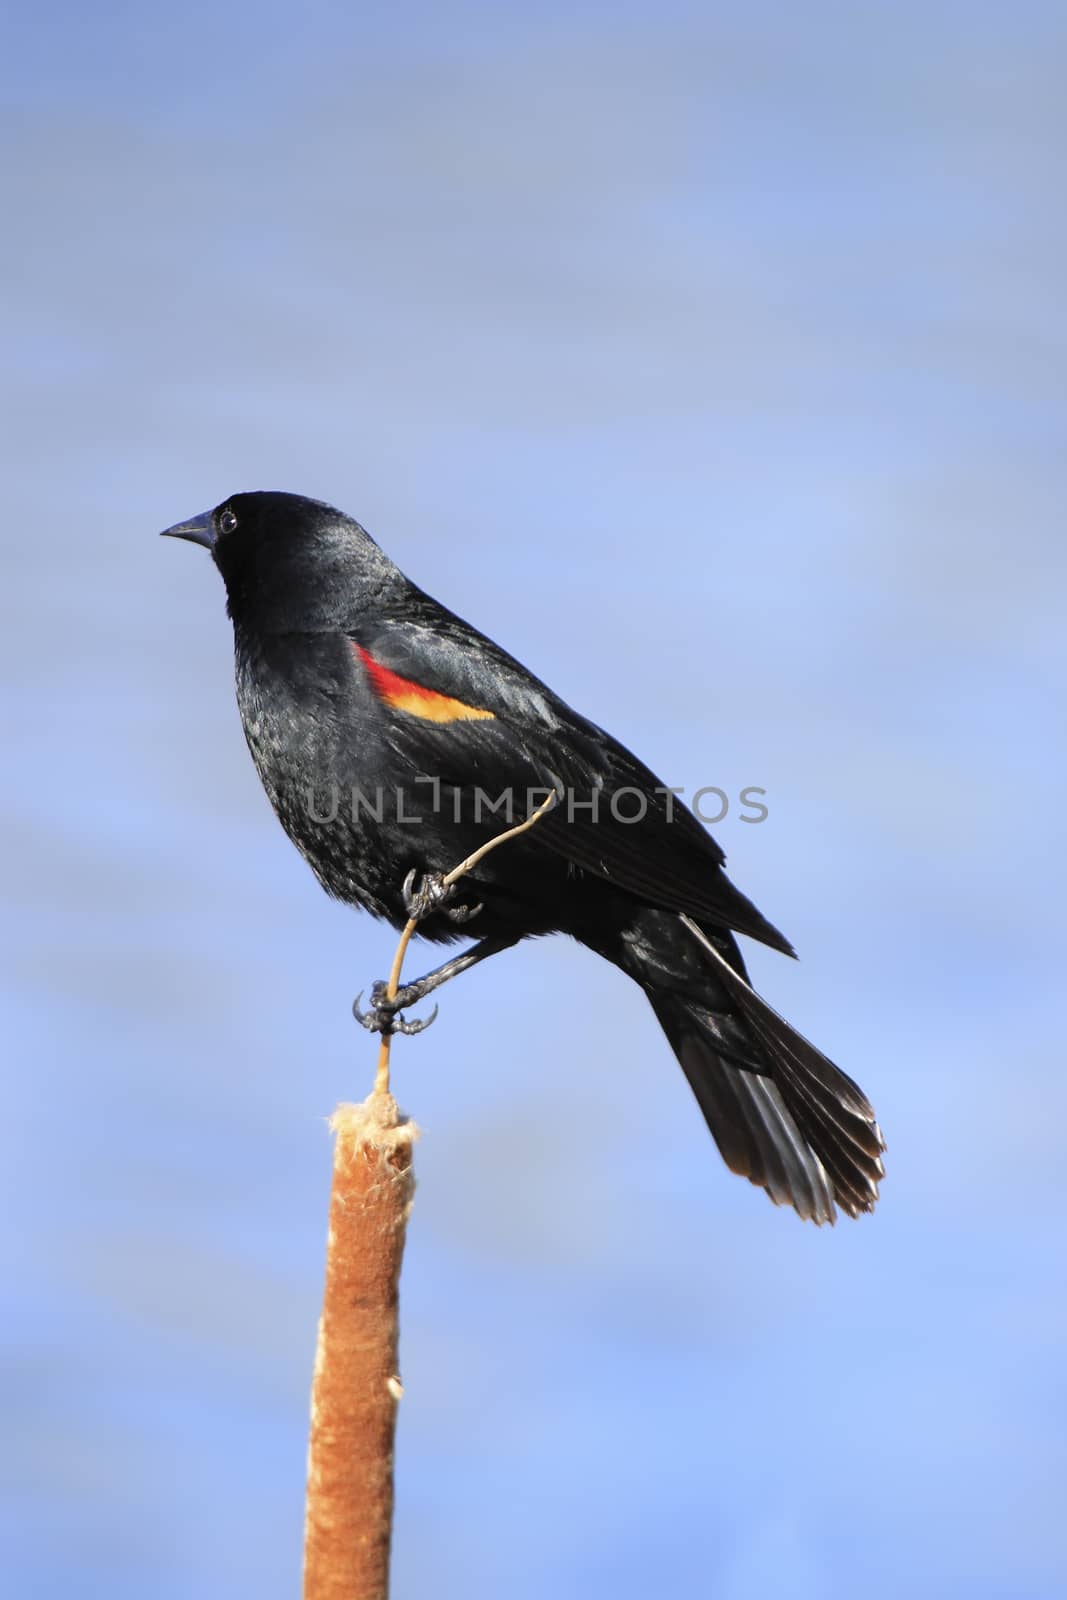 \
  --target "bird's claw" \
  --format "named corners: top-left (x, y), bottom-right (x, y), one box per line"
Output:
top-left (352, 866), bottom-right (480, 1039)
top-left (393, 1004), bottom-right (439, 1036)
top-left (402, 868), bottom-right (481, 926)
top-left (443, 898), bottom-right (482, 925)
top-left (352, 989), bottom-right (439, 1037)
